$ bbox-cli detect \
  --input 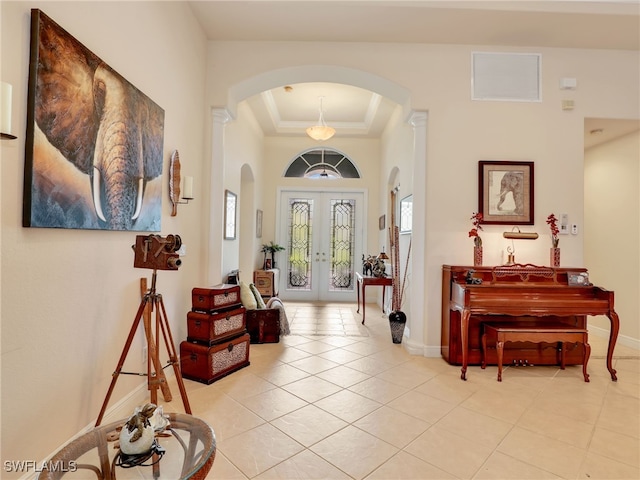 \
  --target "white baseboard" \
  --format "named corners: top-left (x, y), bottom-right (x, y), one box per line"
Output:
top-left (589, 324), bottom-right (640, 352)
